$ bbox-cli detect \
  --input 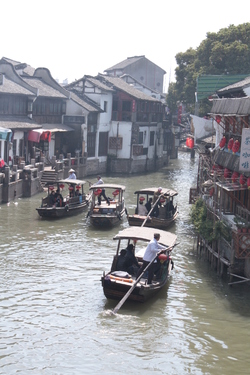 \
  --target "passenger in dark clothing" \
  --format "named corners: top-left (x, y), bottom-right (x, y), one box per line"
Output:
top-left (123, 244), bottom-right (140, 275)
top-left (116, 249), bottom-right (127, 271)
top-left (49, 190), bottom-right (56, 206)
top-left (145, 198), bottom-right (153, 213)
top-left (55, 188), bottom-right (63, 207)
